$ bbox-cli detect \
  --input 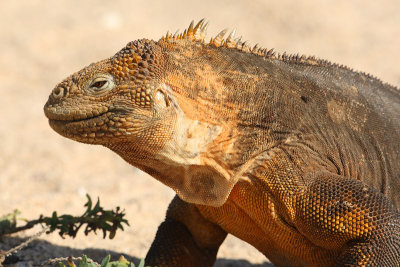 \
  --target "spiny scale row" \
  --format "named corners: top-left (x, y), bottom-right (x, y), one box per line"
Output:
top-left (160, 19), bottom-right (338, 63)
top-left (163, 19), bottom-right (208, 42)
top-left (161, 19), bottom-right (276, 59)
top-left (161, 19), bottom-right (400, 95)
top-left (160, 19), bottom-right (393, 89)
